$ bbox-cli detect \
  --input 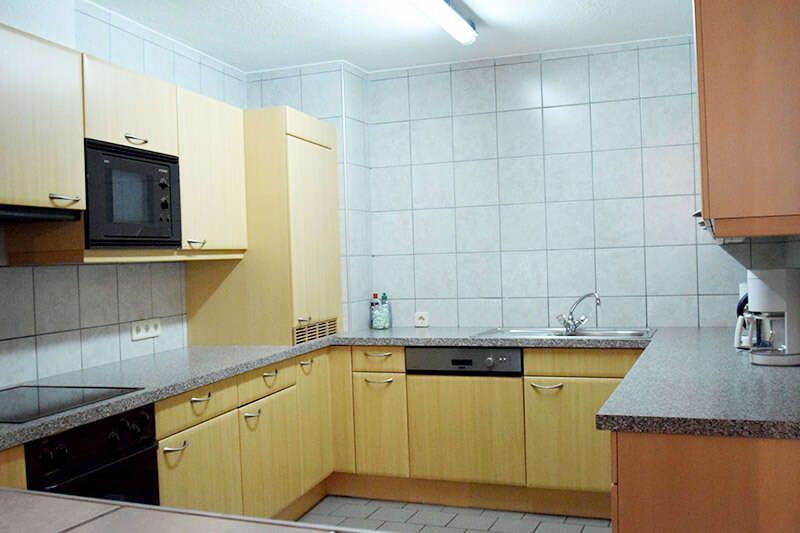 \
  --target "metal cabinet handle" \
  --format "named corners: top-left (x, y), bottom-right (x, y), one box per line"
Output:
top-left (297, 316), bottom-right (312, 323)
top-left (530, 382), bottom-right (564, 390)
top-left (243, 409), bottom-right (262, 419)
top-left (299, 359), bottom-right (313, 367)
top-left (124, 133), bottom-right (149, 145)
top-left (48, 193), bottom-right (81, 202)
top-left (262, 370), bottom-right (278, 379)
top-left (163, 440), bottom-right (188, 453)
top-left (186, 239), bottom-right (207, 248)
top-left (365, 352), bottom-right (392, 358)
top-left (364, 377), bottom-right (394, 385)
top-left (190, 392), bottom-right (213, 403)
